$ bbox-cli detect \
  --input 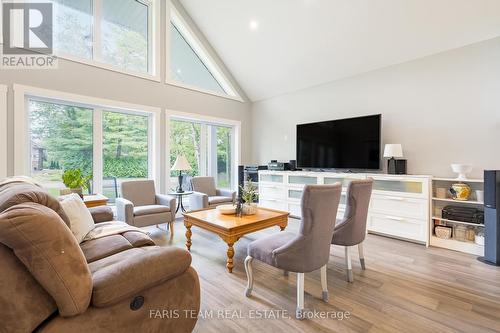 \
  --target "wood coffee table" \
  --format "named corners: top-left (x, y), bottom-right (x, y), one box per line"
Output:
top-left (183, 207), bottom-right (289, 273)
